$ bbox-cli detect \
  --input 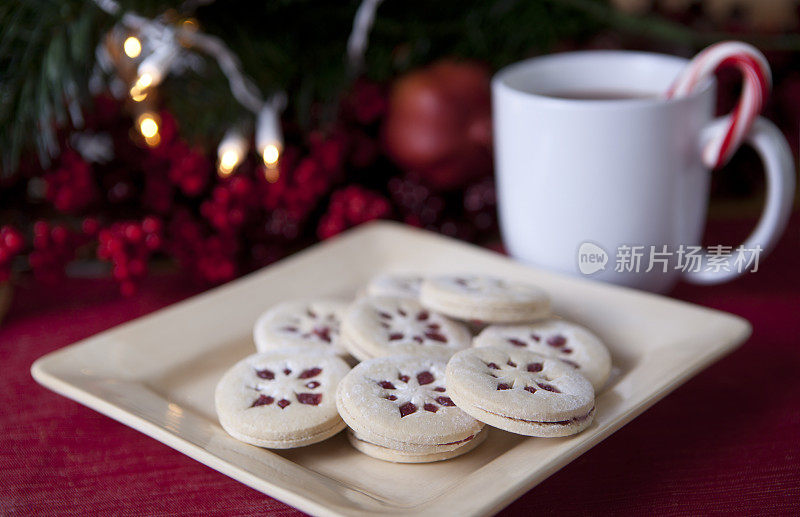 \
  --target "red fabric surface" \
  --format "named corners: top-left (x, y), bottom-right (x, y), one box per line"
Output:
top-left (1, 215), bottom-right (798, 516)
